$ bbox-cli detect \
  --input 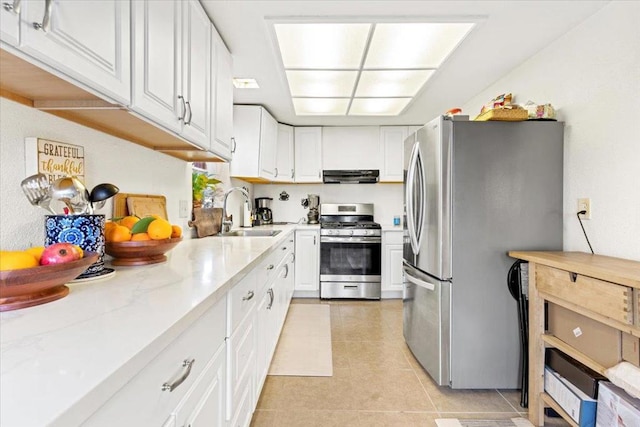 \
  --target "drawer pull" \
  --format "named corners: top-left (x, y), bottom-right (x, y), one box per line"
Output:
top-left (569, 272), bottom-right (578, 282)
top-left (267, 264), bottom-right (274, 270)
top-left (242, 290), bottom-right (254, 301)
top-left (282, 247), bottom-right (287, 251)
top-left (161, 358), bottom-right (195, 392)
